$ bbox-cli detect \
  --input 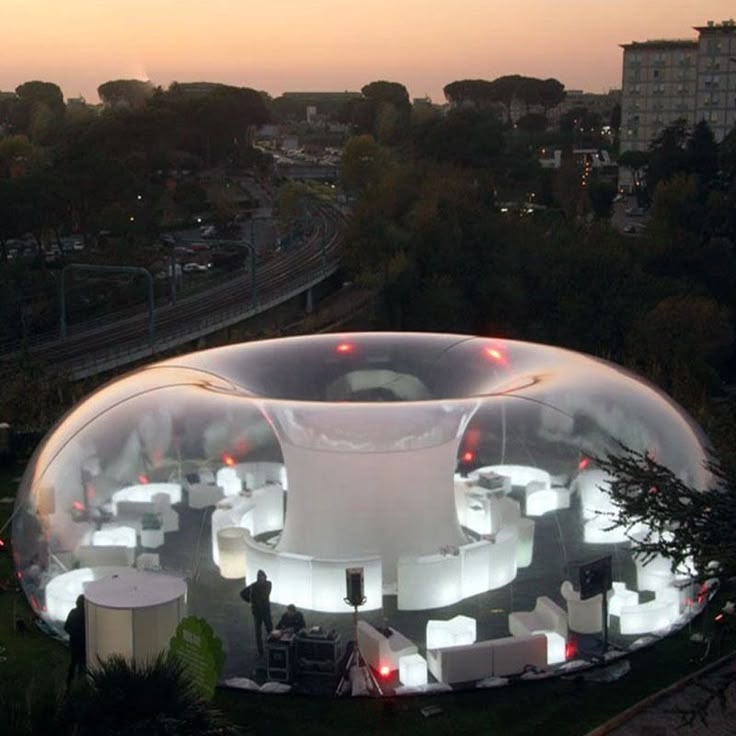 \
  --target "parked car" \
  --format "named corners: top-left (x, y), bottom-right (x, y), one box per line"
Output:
top-left (625, 206), bottom-right (647, 217)
top-left (182, 262), bottom-right (208, 273)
